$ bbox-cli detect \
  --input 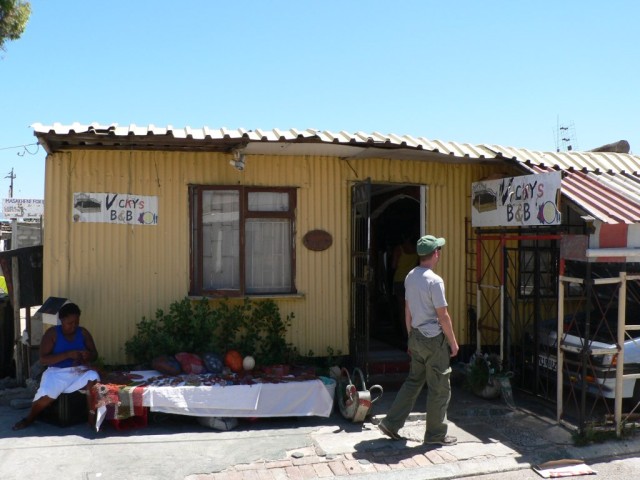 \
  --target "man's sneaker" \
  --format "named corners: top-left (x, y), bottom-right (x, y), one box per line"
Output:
top-left (425, 435), bottom-right (457, 446)
top-left (378, 423), bottom-right (403, 440)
